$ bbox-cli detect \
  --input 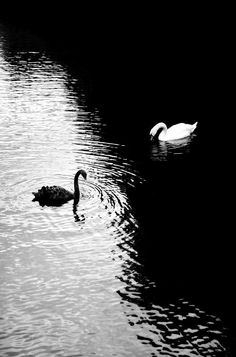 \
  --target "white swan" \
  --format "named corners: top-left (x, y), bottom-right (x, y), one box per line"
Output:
top-left (150, 122), bottom-right (198, 141)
